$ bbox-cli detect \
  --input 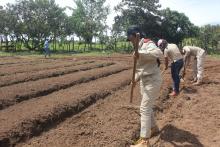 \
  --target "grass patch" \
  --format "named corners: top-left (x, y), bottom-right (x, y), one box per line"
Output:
top-left (208, 54), bottom-right (220, 59)
top-left (0, 50), bottom-right (114, 58)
